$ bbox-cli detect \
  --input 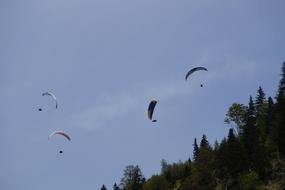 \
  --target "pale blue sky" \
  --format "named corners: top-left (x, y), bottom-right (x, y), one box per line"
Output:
top-left (1, 0), bottom-right (285, 189)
